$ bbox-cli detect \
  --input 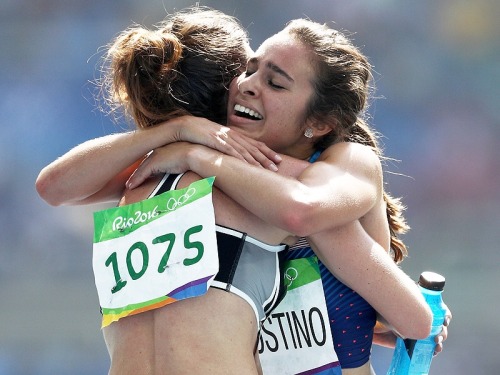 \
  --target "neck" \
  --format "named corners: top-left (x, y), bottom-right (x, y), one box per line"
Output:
top-left (279, 143), bottom-right (316, 161)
